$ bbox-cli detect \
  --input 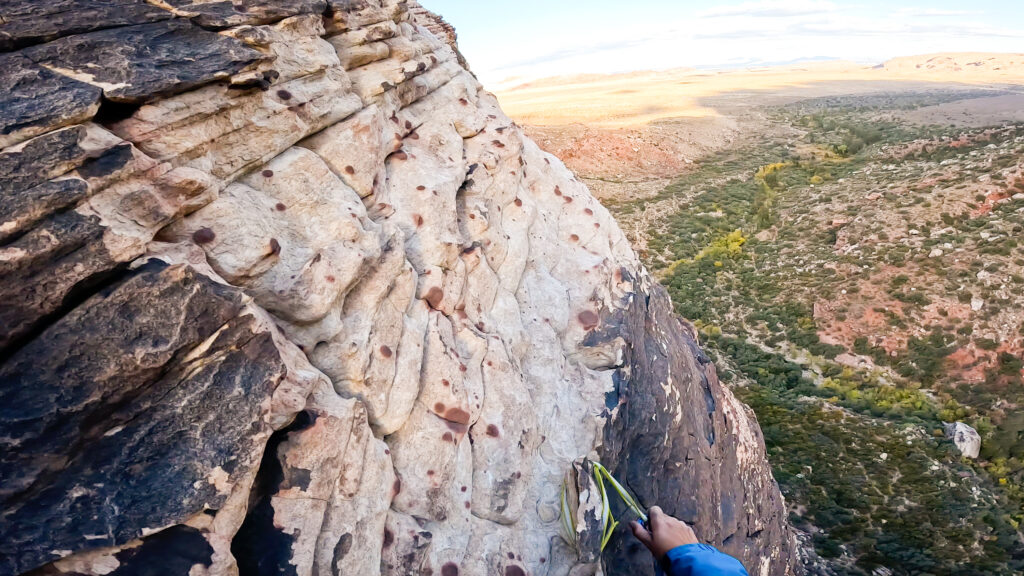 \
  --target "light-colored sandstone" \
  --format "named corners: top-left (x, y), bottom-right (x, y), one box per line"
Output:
top-left (0, 2), bottom-right (795, 575)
